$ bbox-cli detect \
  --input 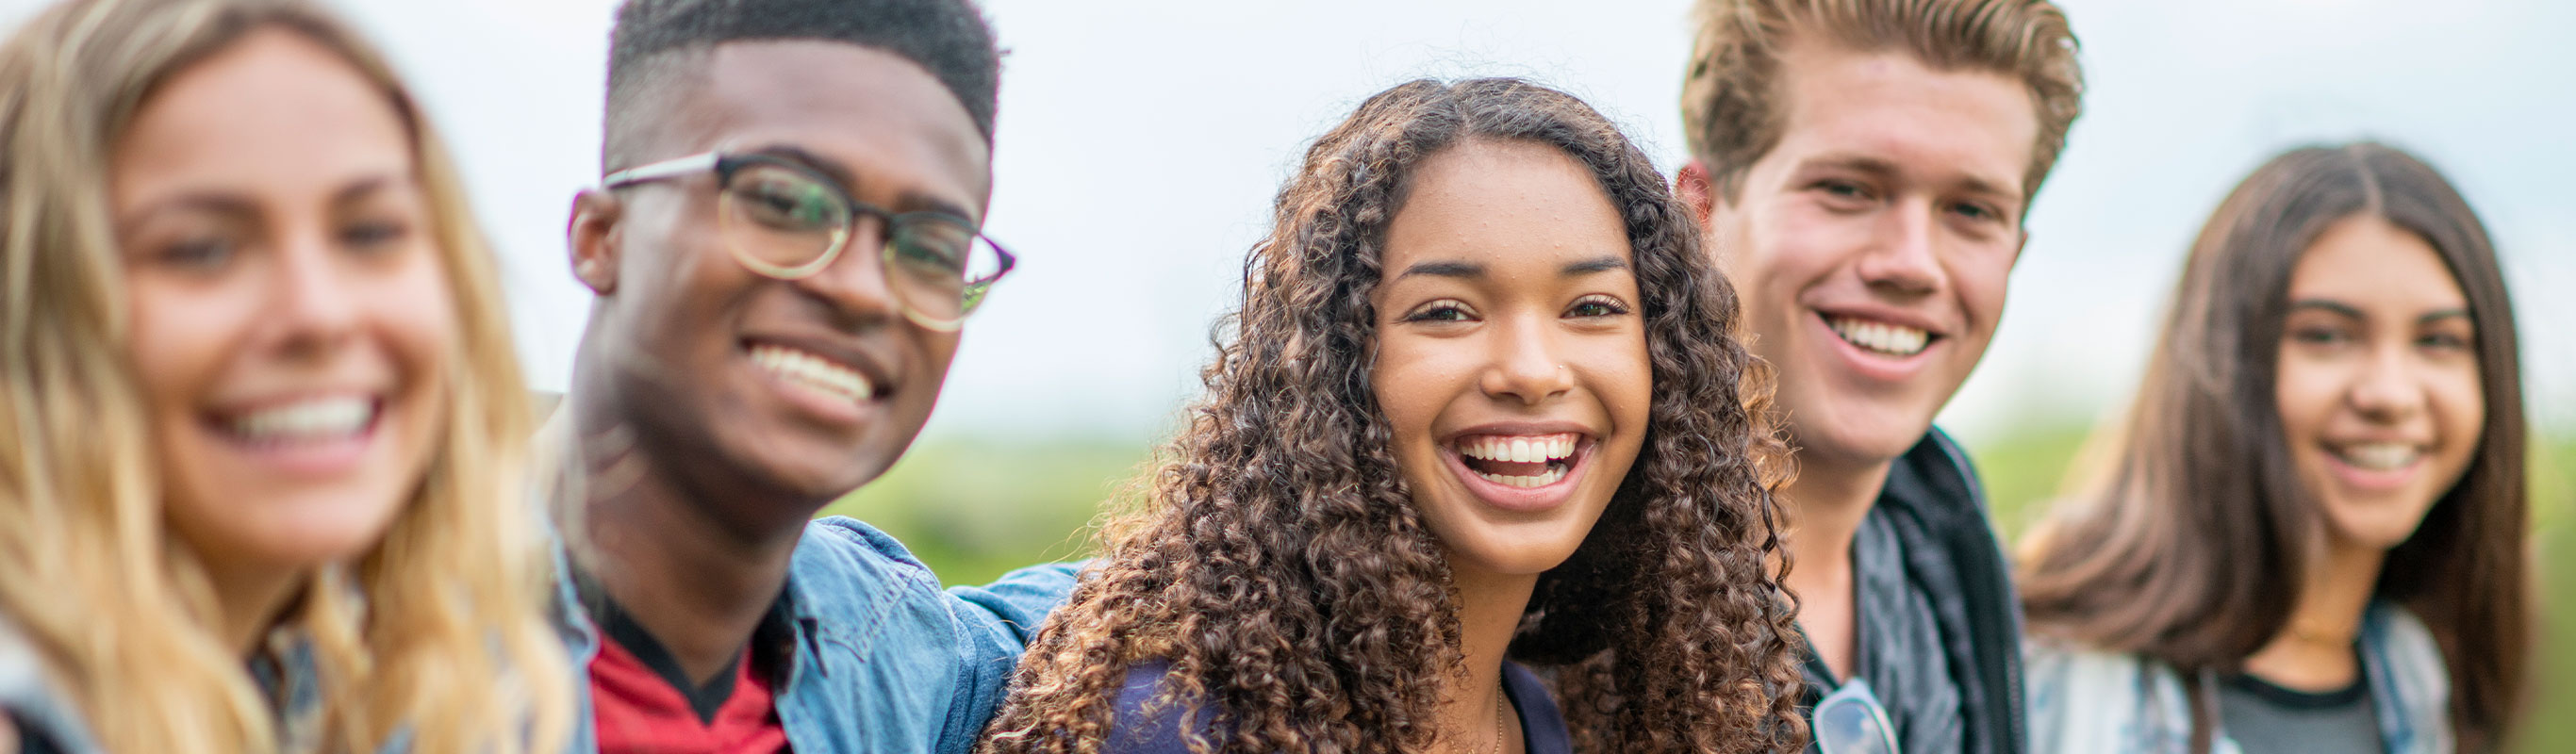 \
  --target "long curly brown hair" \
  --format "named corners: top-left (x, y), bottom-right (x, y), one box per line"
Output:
top-left (980, 78), bottom-right (1806, 754)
